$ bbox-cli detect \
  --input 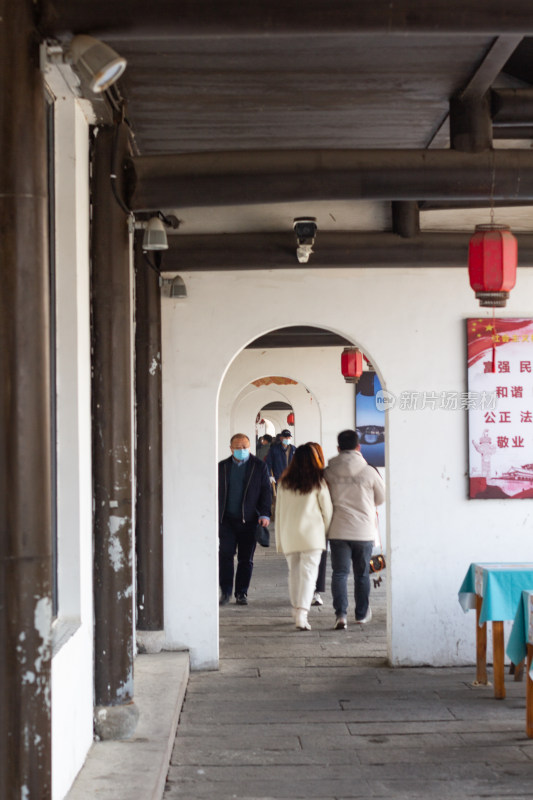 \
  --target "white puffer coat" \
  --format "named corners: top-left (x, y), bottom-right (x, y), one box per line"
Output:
top-left (275, 480), bottom-right (333, 555)
top-left (325, 450), bottom-right (385, 541)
